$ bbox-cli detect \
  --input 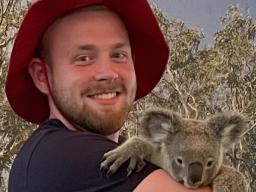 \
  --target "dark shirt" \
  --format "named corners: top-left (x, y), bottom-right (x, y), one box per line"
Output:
top-left (8, 119), bottom-right (159, 192)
